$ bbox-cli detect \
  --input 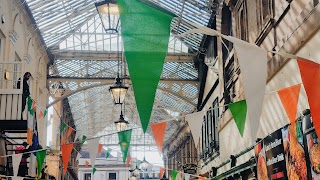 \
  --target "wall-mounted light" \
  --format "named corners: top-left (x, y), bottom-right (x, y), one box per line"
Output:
top-left (4, 70), bottom-right (9, 80)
